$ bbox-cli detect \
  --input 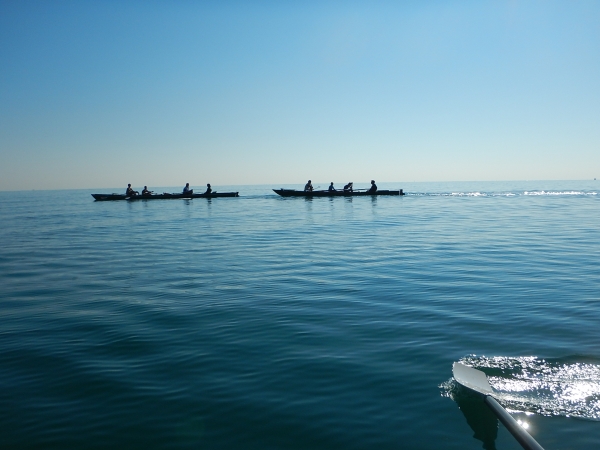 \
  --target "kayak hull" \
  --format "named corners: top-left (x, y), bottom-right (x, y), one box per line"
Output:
top-left (273, 189), bottom-right (404, 197)
top-left (92, 192), bottom-right (239, 201)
